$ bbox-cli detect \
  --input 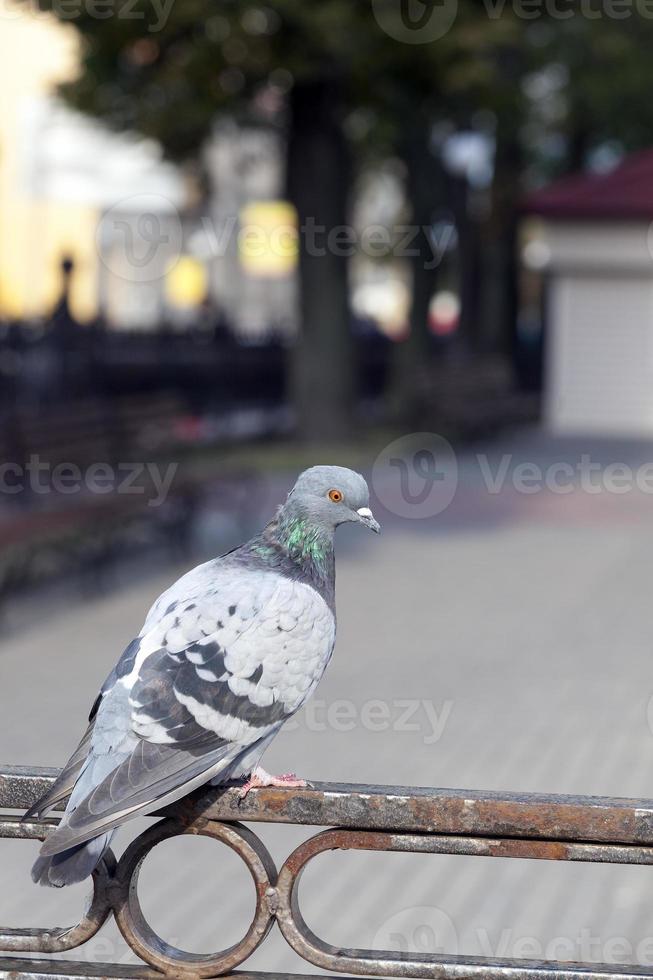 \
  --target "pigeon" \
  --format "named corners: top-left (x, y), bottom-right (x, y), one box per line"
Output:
top-left (26, 465), bottom-right (380, 887)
